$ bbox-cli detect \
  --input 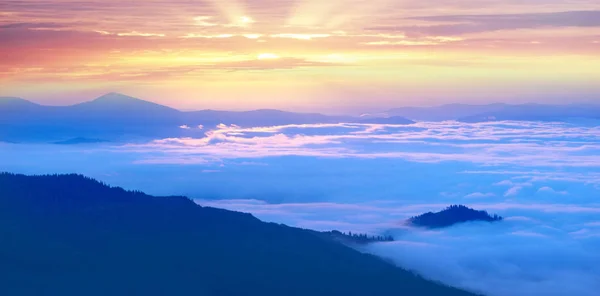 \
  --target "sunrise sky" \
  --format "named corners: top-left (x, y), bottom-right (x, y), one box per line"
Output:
top-left (1, 0), bottom-right (599, 113)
